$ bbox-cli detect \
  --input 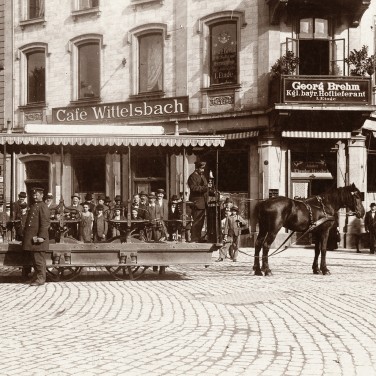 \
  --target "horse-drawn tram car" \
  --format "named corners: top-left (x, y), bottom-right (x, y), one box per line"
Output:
top-left (0, 129), bottom-right (225, 281)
